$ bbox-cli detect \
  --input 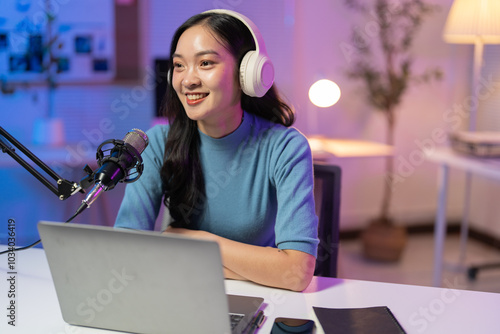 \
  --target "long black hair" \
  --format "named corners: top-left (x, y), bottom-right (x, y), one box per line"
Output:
top-left (160, 11), bottom-right (295, 224)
